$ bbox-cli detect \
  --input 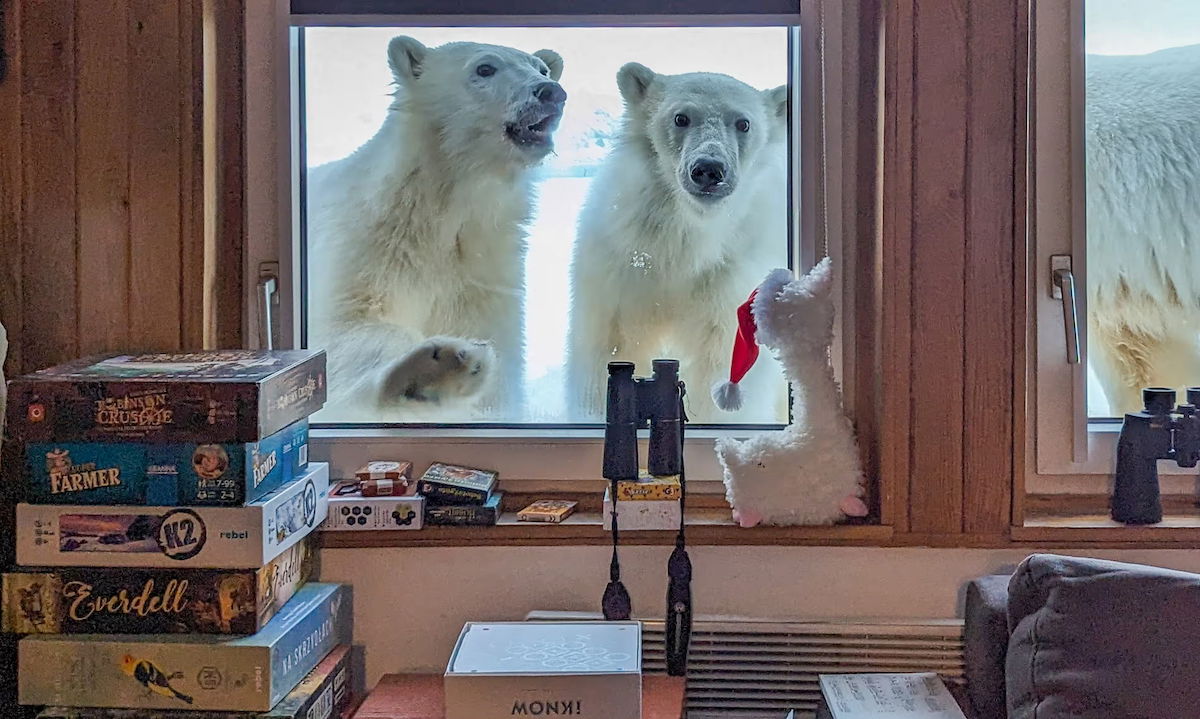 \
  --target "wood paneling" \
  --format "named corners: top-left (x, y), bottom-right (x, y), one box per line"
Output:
top-left (0, 0), bottom-right (206, 376)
